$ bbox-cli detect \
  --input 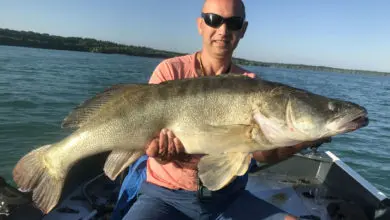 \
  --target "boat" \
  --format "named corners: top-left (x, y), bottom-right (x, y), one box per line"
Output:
top-left (1, 150), bottom-right (389, 220)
